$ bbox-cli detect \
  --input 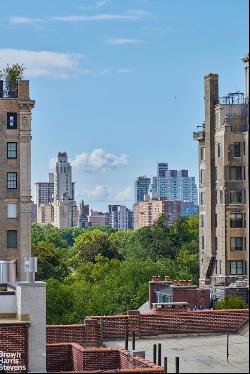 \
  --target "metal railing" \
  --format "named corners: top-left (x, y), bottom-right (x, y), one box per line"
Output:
top-left (0, 80), bottom-right (18, 98)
